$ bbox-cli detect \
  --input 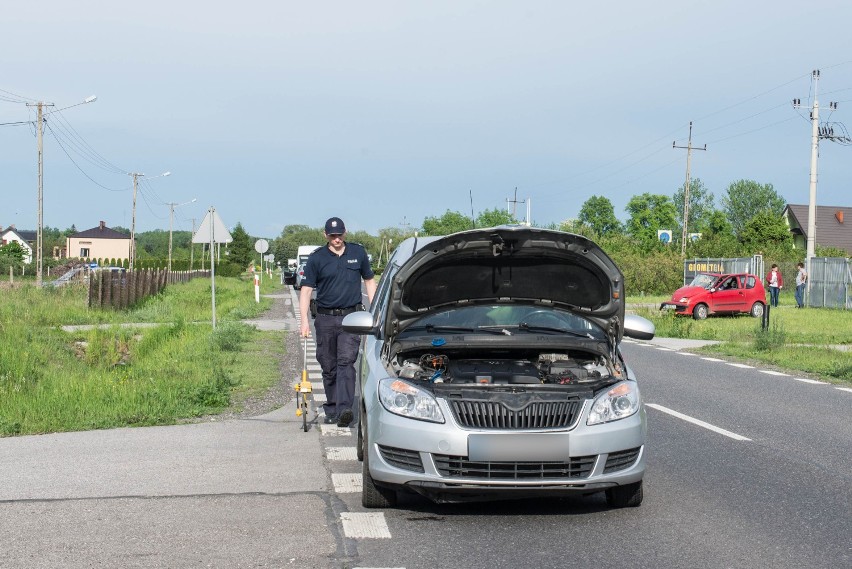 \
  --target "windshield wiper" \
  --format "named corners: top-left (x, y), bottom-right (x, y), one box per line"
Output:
top-left (517, 322), bottom-right (597, 339)
top-left (405, 325), bottom-right (512, 335)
